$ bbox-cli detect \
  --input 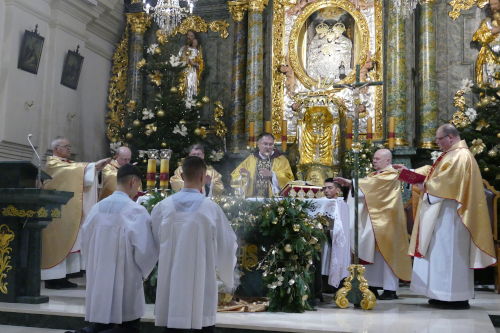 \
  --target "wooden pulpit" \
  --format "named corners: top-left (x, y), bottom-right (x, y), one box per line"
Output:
top-left (0, 161), bottom-right (73, 303)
